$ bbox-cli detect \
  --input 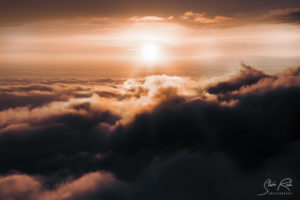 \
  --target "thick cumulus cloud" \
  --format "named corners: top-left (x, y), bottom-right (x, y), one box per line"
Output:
top-left (0, 64), bottom-right (300, 199)
top-left (207, 63), bottom-right (269, 94)
top-left (206, 63), bottom-right (300, 102)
